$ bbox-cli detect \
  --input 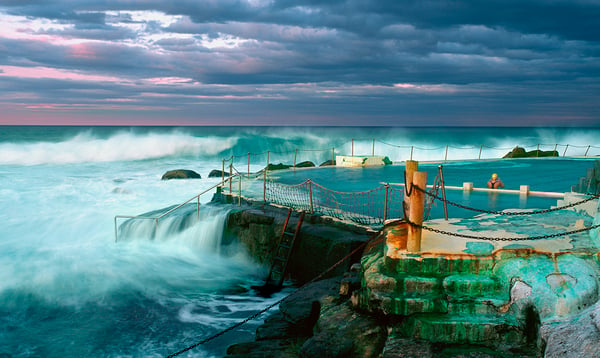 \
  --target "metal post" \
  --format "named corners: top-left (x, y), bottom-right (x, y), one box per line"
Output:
top-left (238, 175), bottom-right (241, 206)
top-left (197, 196), bottom-right (200, 219)
top-left (264, 151), bottom-right (269, 203)
top-left (351, 139), bottom-right (354, 156)
top-left (383, 184), bottom-right (389, 221)
top-left (222, 159), bottom-right (225, 184)
top-left (478, 144), bottom-right (483, 160)
top-left (536, 144), bottom-right (540, 157)
top-left (372, 138), bottom-right (375, 156)
top-left (585, 145), bottom-right (590, 156)
top-left (444, 145), bottom-right (448, 161)
top-left (410, 146), bottom-right (414, 161)
top-left (553, 144), bottom-right (557, 154)
top-left (248, 152), bottom-right (250, 176)
top-left (294, 149), bottom-right (297, 168)
top-left (439, 165), bottom-right (448, 221)
top-left (563, 144), bottom-right (569, 157)
top-left (114, 217), bottom-right (118, 242)
top-left (308, 180), bottom-right (314, 214)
